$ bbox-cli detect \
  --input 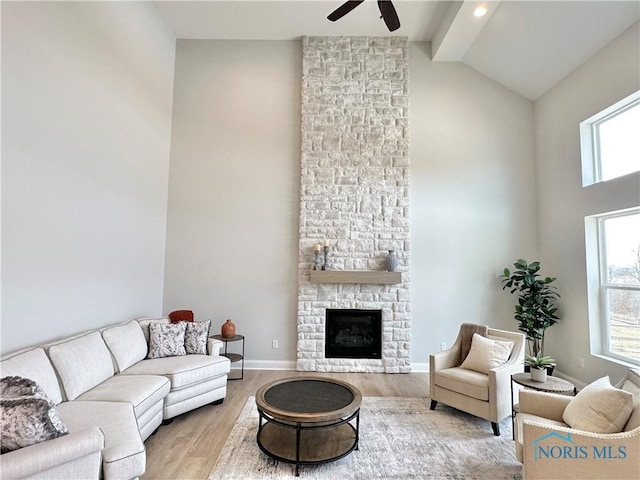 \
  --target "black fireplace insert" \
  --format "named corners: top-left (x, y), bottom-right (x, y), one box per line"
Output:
top-left (325, 309), bottom-right (382, 359)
